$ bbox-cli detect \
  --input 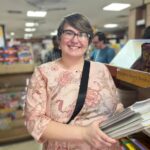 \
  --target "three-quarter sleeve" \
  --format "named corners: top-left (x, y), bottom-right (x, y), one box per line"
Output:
top-left (104, 65), bottom-right (124, 112)
top-left (24, 67), bottom-right (51, 142)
